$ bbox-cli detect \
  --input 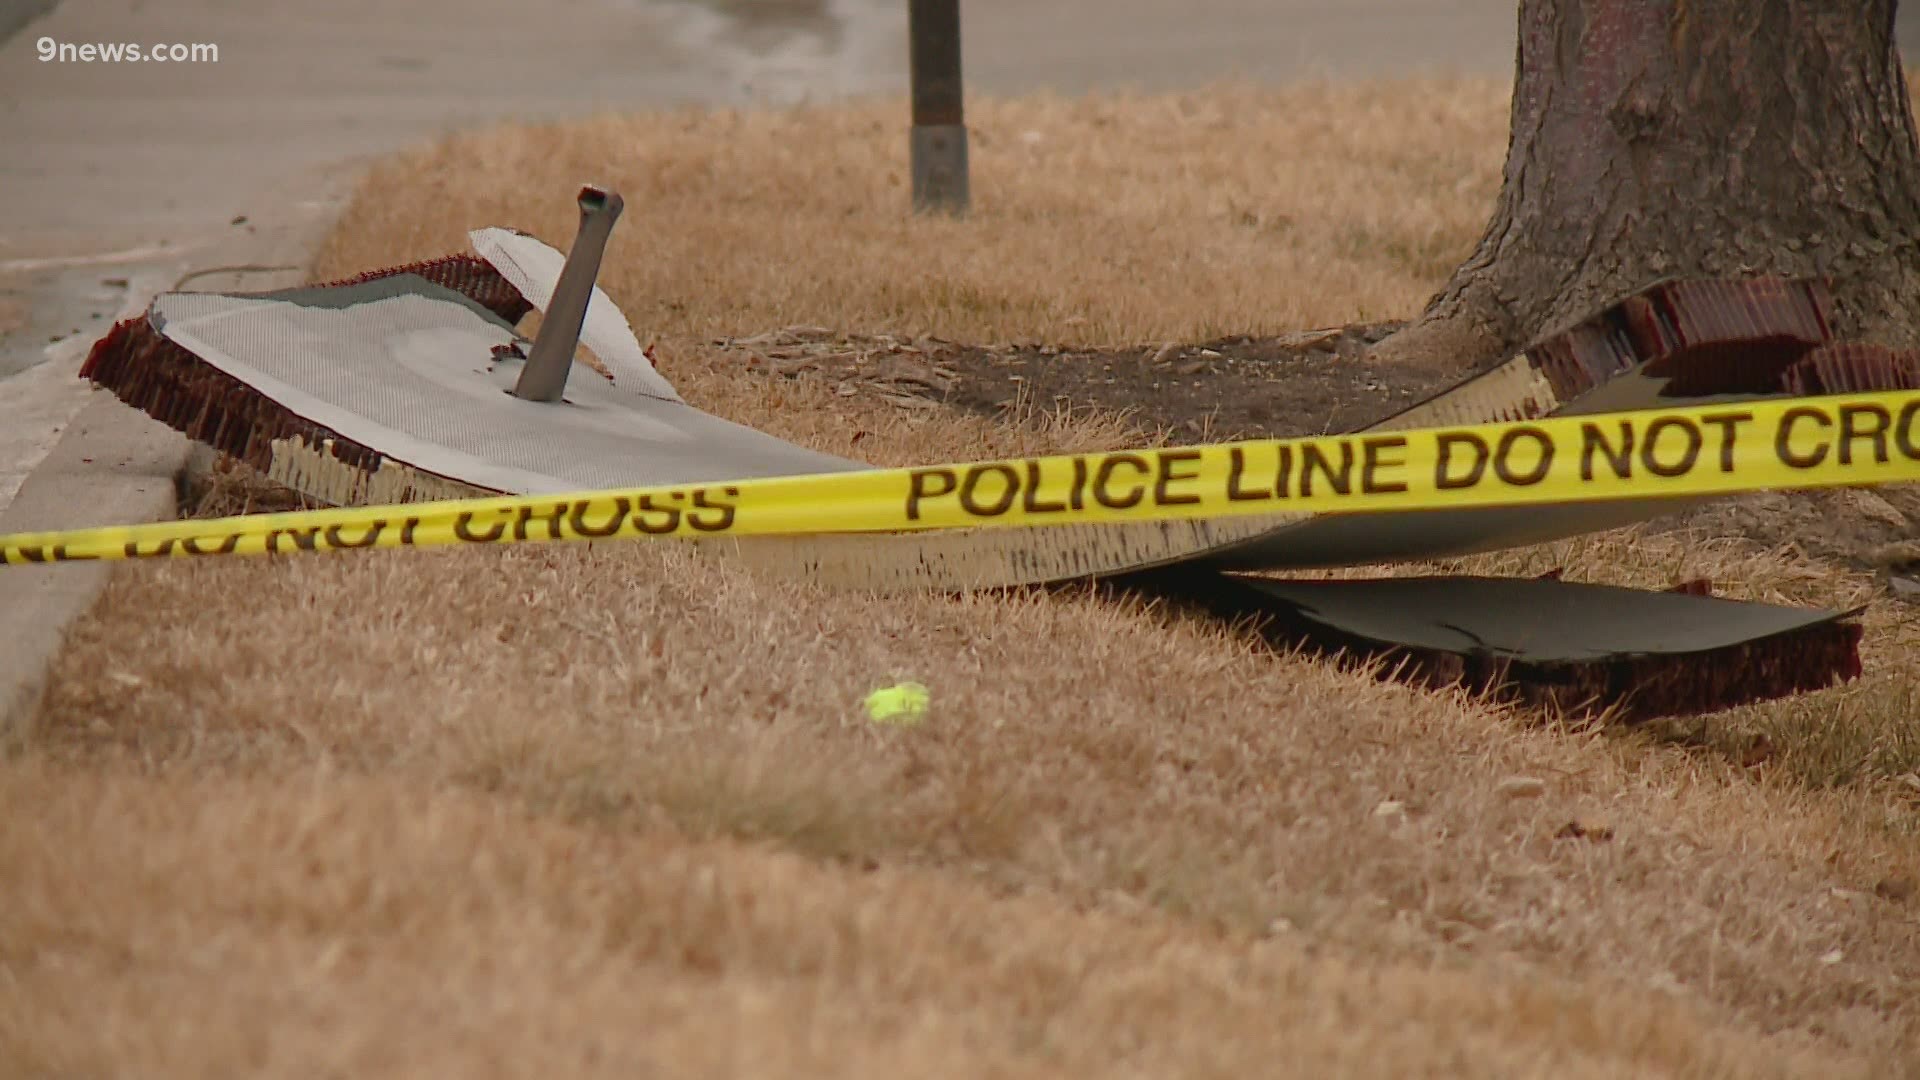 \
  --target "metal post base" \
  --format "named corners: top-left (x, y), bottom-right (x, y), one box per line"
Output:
top-left (911, 124), bottom-right (970, 215)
